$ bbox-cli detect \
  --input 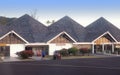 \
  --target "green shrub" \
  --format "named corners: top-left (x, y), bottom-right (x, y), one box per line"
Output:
top-left (68, 47), bottom-right (78, 56)
top-left (16, 50), bottom-right (34, 59)
top-left (59, 49), bottom-right (69, 56)
top-left (79, 48), bottom-right (91, 56)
